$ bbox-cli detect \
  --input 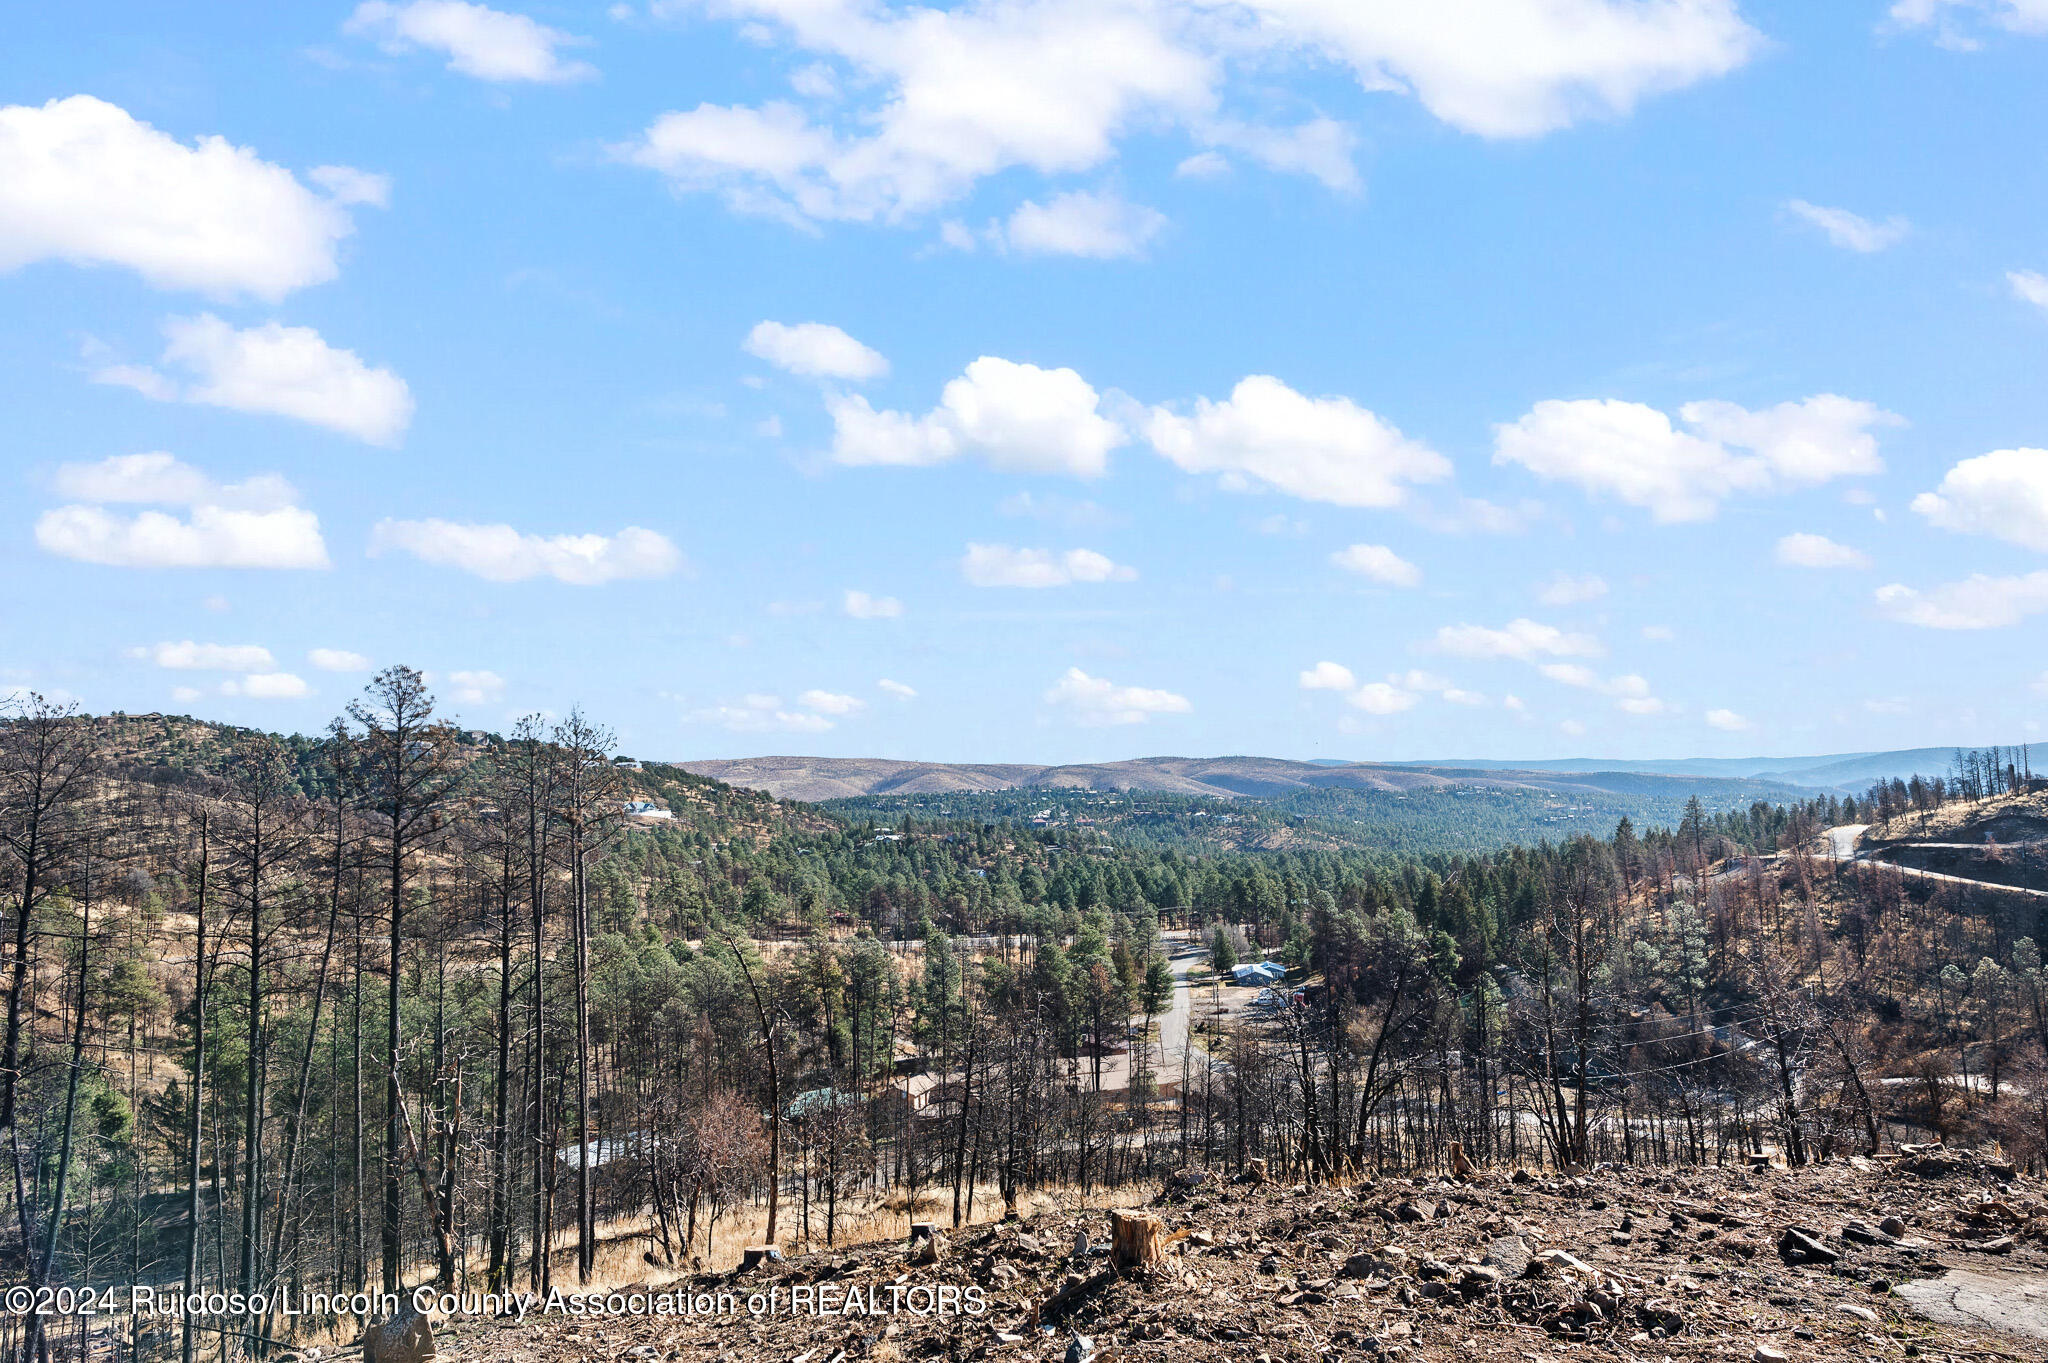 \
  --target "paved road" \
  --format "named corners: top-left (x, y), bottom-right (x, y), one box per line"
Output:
top-left (1819, 824), bottom-right (2048, 898)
